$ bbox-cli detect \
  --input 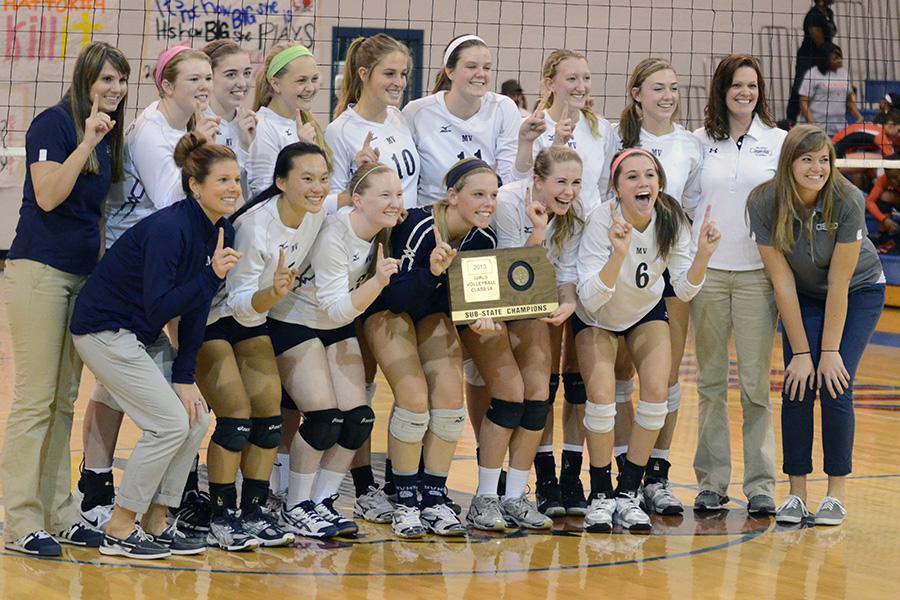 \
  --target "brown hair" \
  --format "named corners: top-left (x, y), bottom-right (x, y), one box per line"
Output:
top-left (202, 39), bottom-right (246, 70)
top-left (152, 48), bottom-right (210, 97)
top-left (619, 58), bottom-right (680, 149)
top-left (704, 54), bottom-right (776, 141)
top-left (348, 161), bottom-right (397, 272)
top-left (542, 49), bottom-right (599, 137)
top-left (173, 132), bottom-right (237, 196)
top-left (533, 146), bottom-right (584, 254)
top-left (432, 36), bottom-right (489, 94)
top-left (335, 34), bottom-right (411, 118)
